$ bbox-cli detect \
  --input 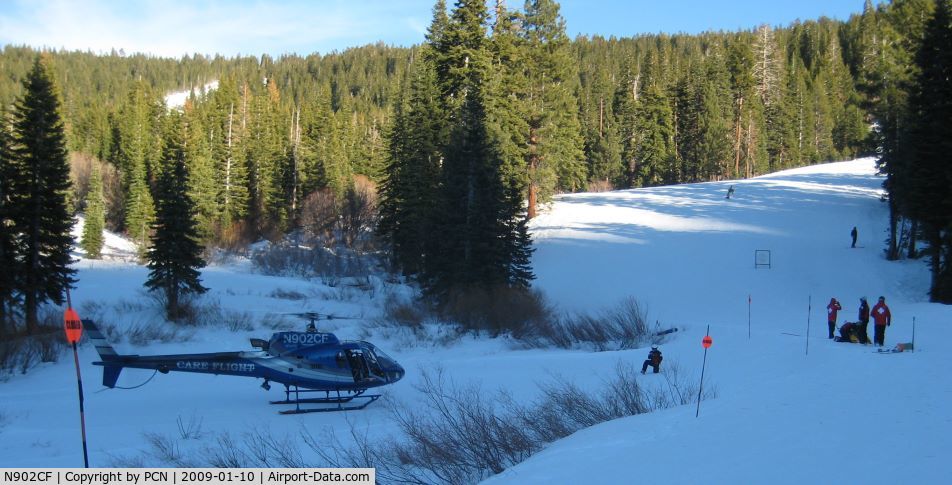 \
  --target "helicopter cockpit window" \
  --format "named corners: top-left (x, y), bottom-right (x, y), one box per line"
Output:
top-left (359, 344), bottom-right (385, 378)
